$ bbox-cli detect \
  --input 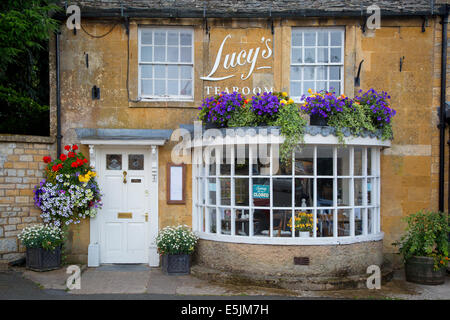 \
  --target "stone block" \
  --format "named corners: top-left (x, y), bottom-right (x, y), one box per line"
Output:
top-left (0, 238), bottom-right (17, 253)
